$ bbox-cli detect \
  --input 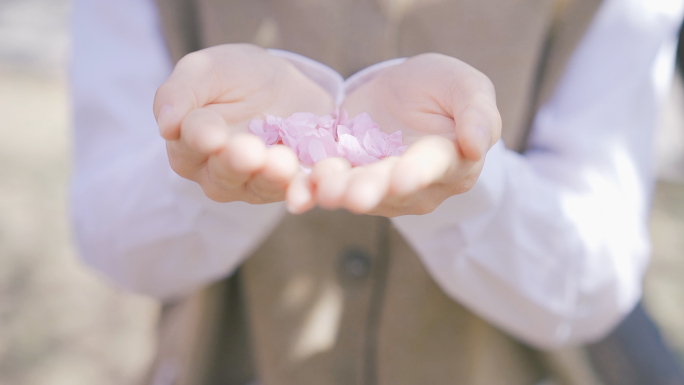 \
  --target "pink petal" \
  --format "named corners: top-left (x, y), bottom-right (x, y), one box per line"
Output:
top-left (336, 124), bottom-right (351, 136)
top-left (280, 132), bottom-right (299, 150)
top-left (317, 114), bottom-right (337, 132)
top-left (250, 110), bottom-right (406, 167)
top-left (316, 129), bottom-right (341, 158)
top-left (285, 112), bottom-right (320, 128)
top-left (333, 108), bottom-right (348, 127)
top-left (265, 115), bottom-right (283, 127)
top-left (385, 131), bottom-right (408, 156)
top-left (249, 119), bottom-right (280, 145)
top-left (306, 138), bottom-right (328, 165)
top-left (296, 134), bottom-right (339, 165)
top-left (362, 129), bottom-right (388, 158)
top-left (347, 112), bottom-right (379, 138)
top-left (393, 145), bottom-right (408, 156)
top-left (339, 133), bottom-right (378, 166)
top-left (279, 123), bottom-right (314, 148)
